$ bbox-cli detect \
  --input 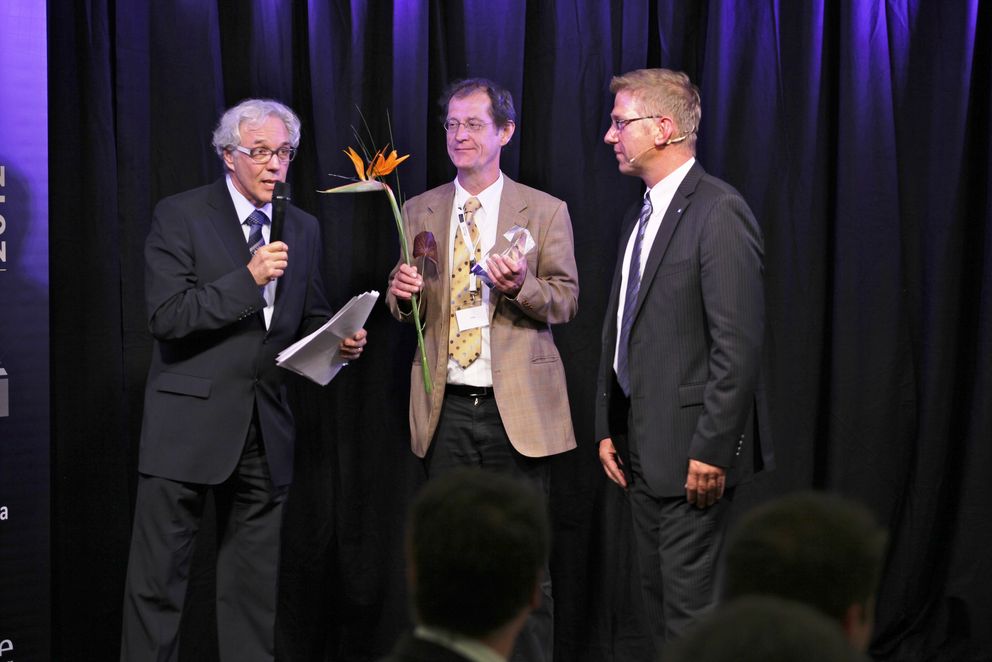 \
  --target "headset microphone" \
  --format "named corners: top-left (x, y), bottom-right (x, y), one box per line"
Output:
top-left (626, 134), bottom-right (690, 164)
top-left (626, 145), bottom-right (655, 165)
